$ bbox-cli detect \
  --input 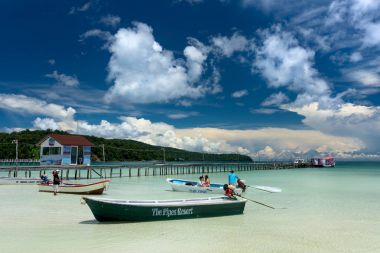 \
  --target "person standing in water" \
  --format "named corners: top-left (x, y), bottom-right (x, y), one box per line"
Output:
top-left (52, 170), bottom-right (61, 195)
top-left (228, 170), bottom-right (238, 186)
